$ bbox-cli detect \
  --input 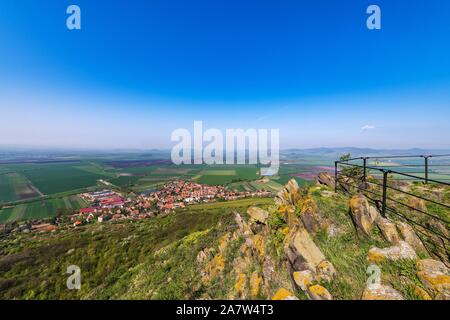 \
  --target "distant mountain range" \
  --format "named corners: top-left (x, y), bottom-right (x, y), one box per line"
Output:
top-left (281, 148), bottom-right (450, 159)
